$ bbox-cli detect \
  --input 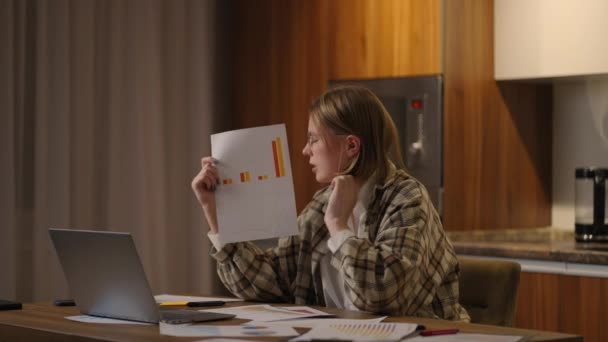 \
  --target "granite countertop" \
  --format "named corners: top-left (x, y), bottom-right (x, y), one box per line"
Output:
top-left (447, 227), bottom-right (608, 266)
